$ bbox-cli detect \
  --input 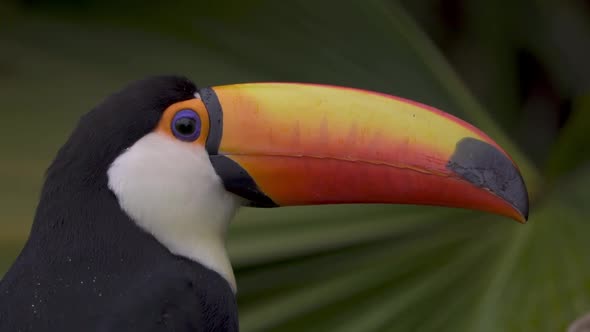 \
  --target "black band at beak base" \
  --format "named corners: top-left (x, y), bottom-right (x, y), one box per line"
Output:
top-left (210, 155), bottom-right (278, 207)
top-left (200, 87), bottom-right (223, 155)
top-left (201, 87), bottom-right (276, 207)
